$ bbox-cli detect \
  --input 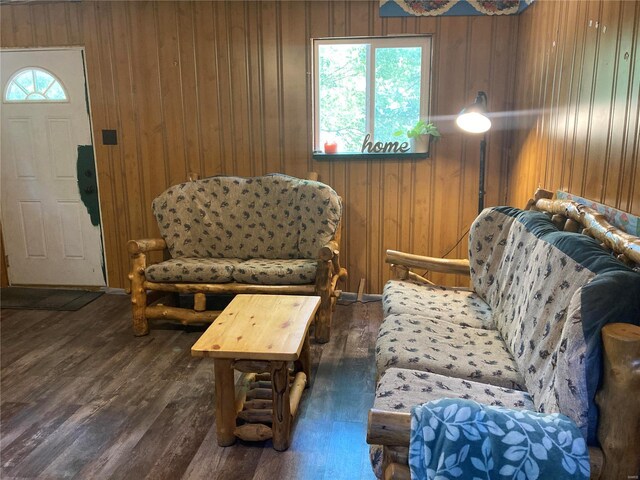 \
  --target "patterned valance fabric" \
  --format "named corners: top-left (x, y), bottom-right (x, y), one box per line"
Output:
top-left (379, 0), bottom-right (535, 17)
top-left (152, 174), bottom-right (342, 261)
